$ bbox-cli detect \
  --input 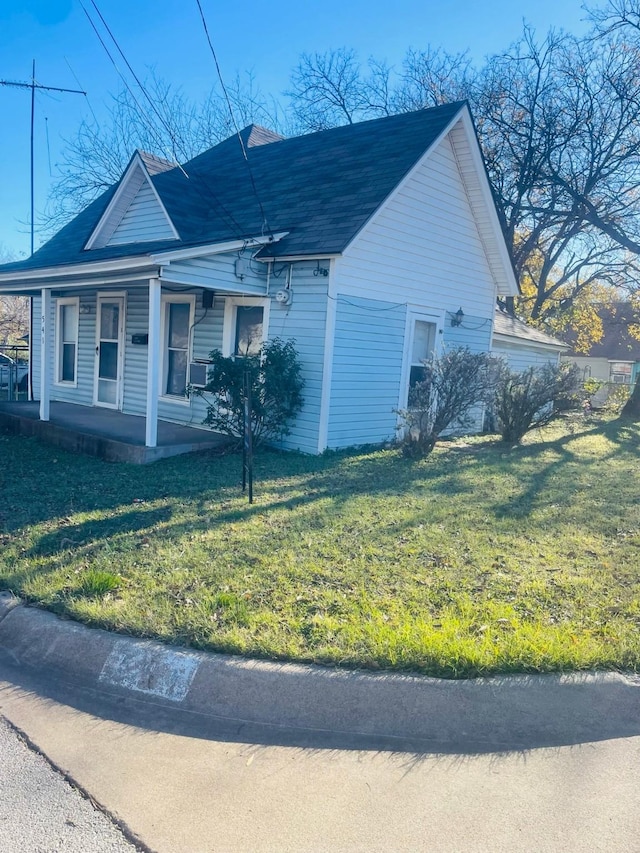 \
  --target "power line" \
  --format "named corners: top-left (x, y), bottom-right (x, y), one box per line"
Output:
top-left (194, 0), bottom-right (272, 236)
top-left (81, 0), bottom-right (249, 240)
top-left (64, 56), bottom-right (100, 125)
top-left (87, 0), bottom-right (185, 165)
top-left (79, 2), bottom-right (178, 168)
